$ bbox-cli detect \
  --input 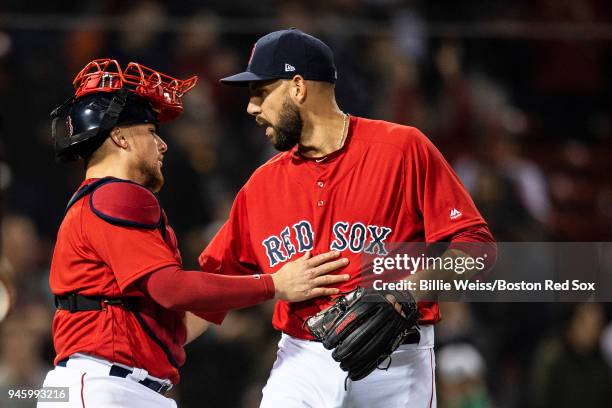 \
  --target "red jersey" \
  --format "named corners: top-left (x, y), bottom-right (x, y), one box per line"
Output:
top-left (199, 116), bottom-right (490, 339)
top-left (50, 179), bottom-right (185, 384)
